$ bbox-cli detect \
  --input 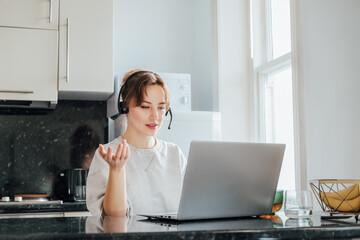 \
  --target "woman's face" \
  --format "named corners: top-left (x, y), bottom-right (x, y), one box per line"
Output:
top-left (126, 84), bottom-right (167, 138)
